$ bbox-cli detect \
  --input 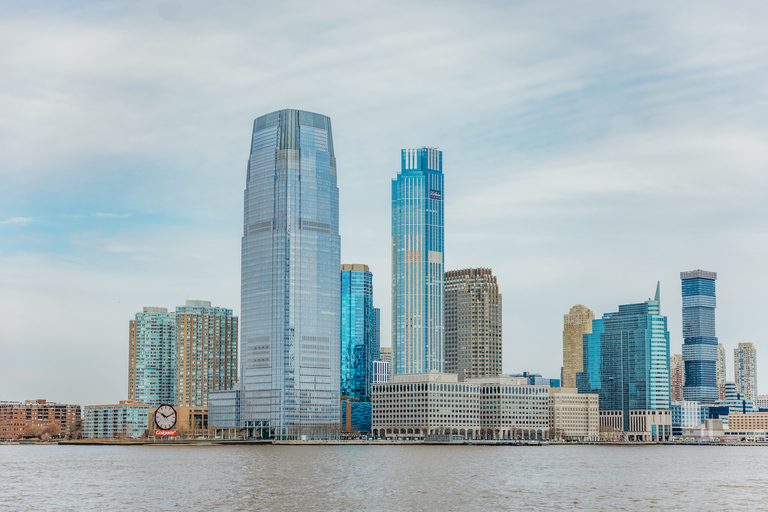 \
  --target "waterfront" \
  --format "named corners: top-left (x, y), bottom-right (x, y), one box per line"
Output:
top-left (1, 445), bottom-right (766, 511)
